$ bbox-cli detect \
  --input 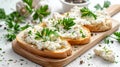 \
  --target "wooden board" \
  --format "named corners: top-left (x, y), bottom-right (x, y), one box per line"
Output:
top-left (107, 4), bottom-right (120, 16)
top-left (12, 19), bottom-right (120, 67)
top-left (12, 4), bottom-right (120, 67)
